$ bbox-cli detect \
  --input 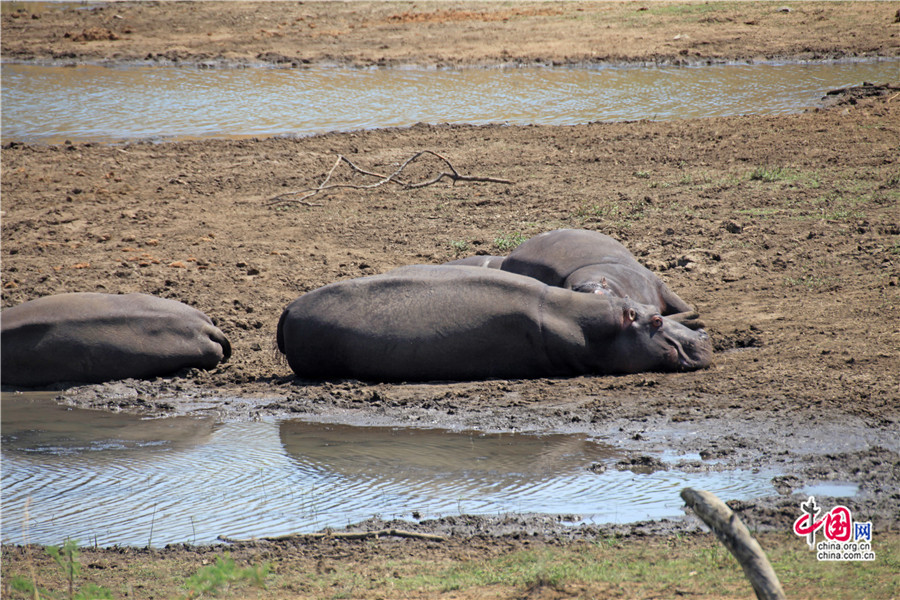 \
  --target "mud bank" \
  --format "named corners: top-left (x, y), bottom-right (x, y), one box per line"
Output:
top-left (3, 1), bottom-right (899, 68)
